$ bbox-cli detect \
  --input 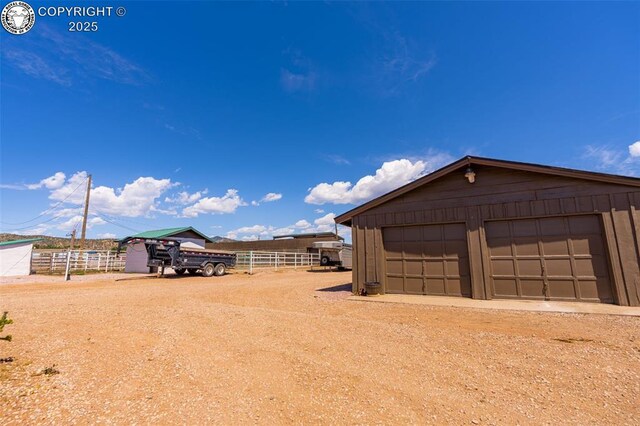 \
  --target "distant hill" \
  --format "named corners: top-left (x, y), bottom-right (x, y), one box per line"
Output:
top-left (0, 233), bottom-right (119, 251)
top-left (210, 235), bottom-right (237, 243)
